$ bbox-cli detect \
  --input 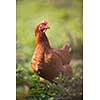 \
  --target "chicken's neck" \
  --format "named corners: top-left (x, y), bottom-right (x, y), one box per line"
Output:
top-left (36, 32), bottom-right (51, 48)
